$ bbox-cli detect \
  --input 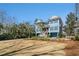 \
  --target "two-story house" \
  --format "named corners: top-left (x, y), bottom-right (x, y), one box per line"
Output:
top-left (48, 16), bottom-right (63, 37)
top-left (34, 16), bottom-right (63, 37)
top-left (34, 19), bottom-right (43, 36)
